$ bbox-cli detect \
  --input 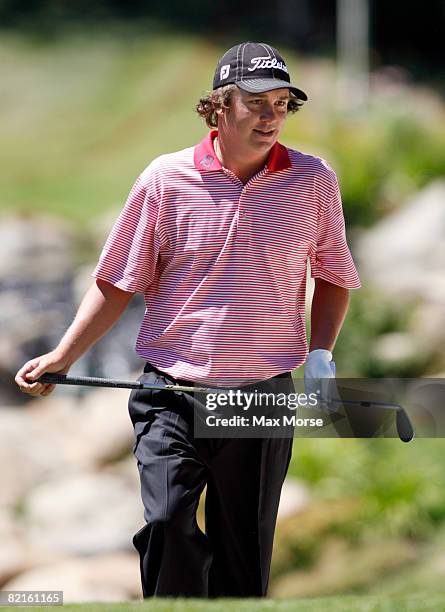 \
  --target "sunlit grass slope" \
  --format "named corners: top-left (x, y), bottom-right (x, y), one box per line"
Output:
top-left (0, 31), bottom-right (217, 226)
